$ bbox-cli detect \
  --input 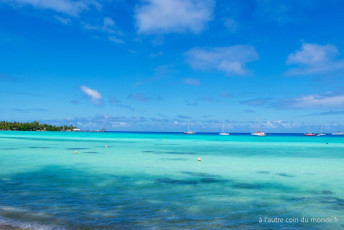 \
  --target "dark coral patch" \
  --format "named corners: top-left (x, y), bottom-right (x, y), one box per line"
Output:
top-left (161, 158), bottom-right (188, 161)
top-left (256, 171), bottom-right (270, 174)
top-left (66, 148), bottom-right (89, 150)
top-left (156, 178), bottom-right (198, 185)
top-left (276, 173), bottom-right (295, 178)
top-left (181, 171), bottom-right (219, 178)
top-left (232, 183), bottom-right (263, 189)
top-left (28, 147), bottom-right (51, 149)
top-left (322, 190), bottom-right (335, 195)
